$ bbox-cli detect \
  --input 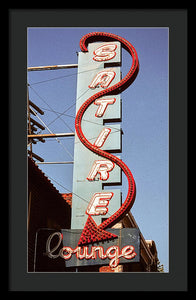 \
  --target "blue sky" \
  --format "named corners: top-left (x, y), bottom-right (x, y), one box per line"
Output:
top-left (27, 27), bottom-right (169, 272)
